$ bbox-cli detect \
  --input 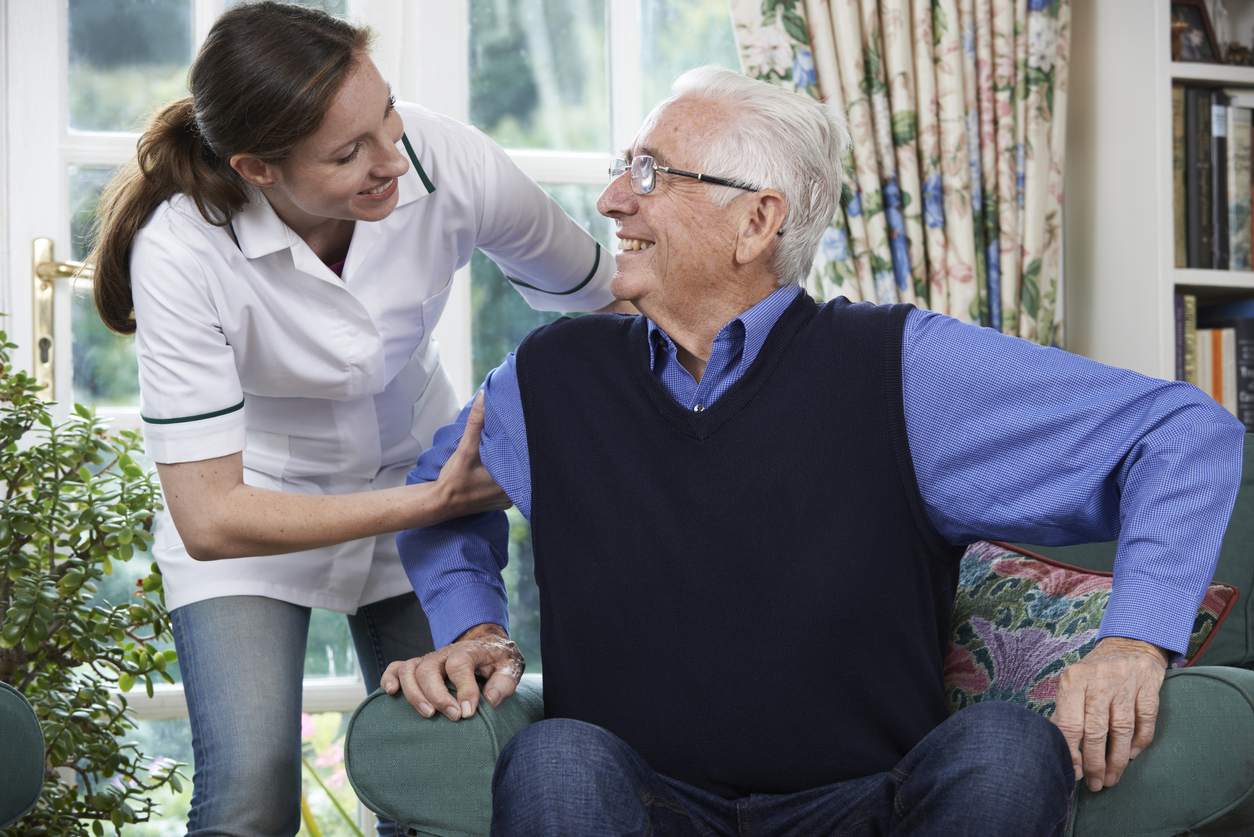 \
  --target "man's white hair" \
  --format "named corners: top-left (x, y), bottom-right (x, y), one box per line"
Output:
top-left (665, 65), bottom-right (851, 287)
